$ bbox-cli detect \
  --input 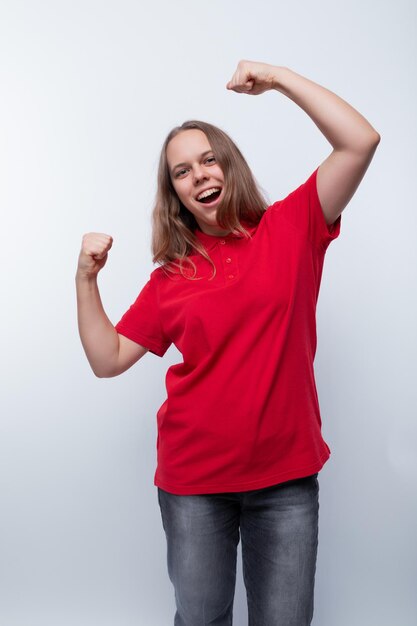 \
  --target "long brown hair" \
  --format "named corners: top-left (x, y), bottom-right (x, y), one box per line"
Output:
top-left (151, 120), bottom-right (269, 280)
